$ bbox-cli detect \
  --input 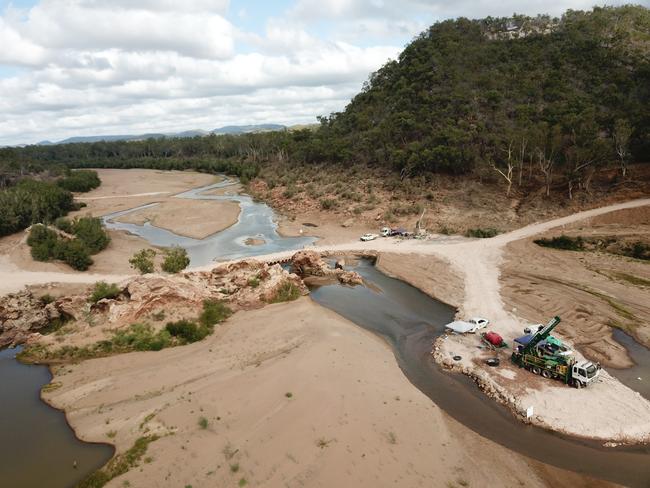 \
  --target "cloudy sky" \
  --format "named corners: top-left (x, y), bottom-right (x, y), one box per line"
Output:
top-left (0, 0), bottom-right (636, 145)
